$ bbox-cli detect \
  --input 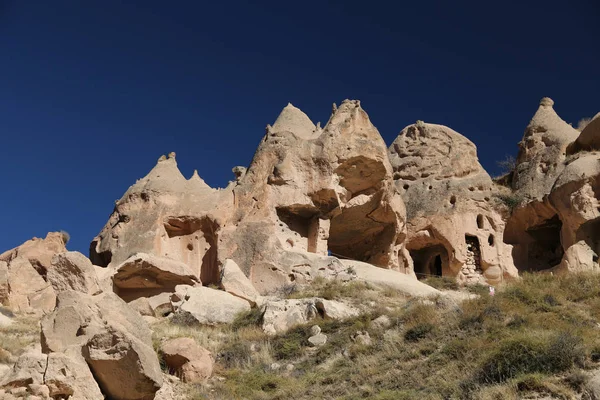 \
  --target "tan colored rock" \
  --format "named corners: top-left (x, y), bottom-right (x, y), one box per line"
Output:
top-left (44, 353), bottom-right (103, 400)
top-left (90, 100), bottom-right (409, 296)
top-left (388, 121), bottom-right (517, 284)
top-left (4, 257), bottom-right (55, 314)
top-left (219, 259), bottom-right (261, 306)
top-left (512, 97), bottom-right (579, 200)
top-left (571, 112), bottom-right (600, 152)
top-left (160, 337), bottom-right (213, 383)
top-left (0, 232), bottom-right (68, 278)
top-left (261, 297), bottom-right (358, 335)
top-left (40, 290), bottom-right (163, 399)
top-left (113, 253), bottom-right (200, 302)
top-left (0, 351), bottom-right (47, 388)
top-left (174, 285), bottom-right (251, 325)
top-left (343, 260), bottom-right (441, 297)
top-left (47, 252), bottom-right (101, 295)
